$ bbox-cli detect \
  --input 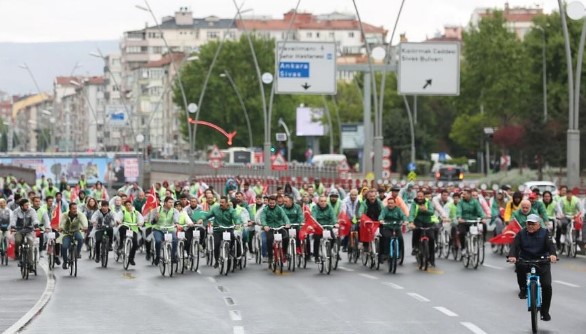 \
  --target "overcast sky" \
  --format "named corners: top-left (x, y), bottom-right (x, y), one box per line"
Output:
top-left (0, 0), bottom-right (560, 43)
